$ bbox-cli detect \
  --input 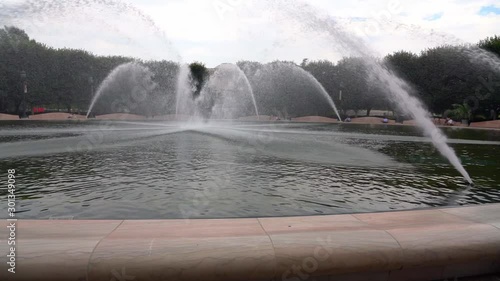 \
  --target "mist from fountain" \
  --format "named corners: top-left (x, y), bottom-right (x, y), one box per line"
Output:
top-left (356, 18), bottom-right (500, 73)
top-left (267, 0), bottom-right (472, 183)
top-left (175, 63), bottom-right (259, 120)
top-left (253, 62), bottom-right (343, 121)
top-left (0, 0), bottom-right (181, 62)
top-left (3, 0), bottom-right (484, 184)
top-left (175, 64), bottom-right (196, 117)
top-left (86, 62), bottom-right (156, 117)
top-left (237, 65), bottom-right (261, 119)
top-left (195, 63), bottom-right (260, 120)
top-left (463, 47), bottom-right (500, 74)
